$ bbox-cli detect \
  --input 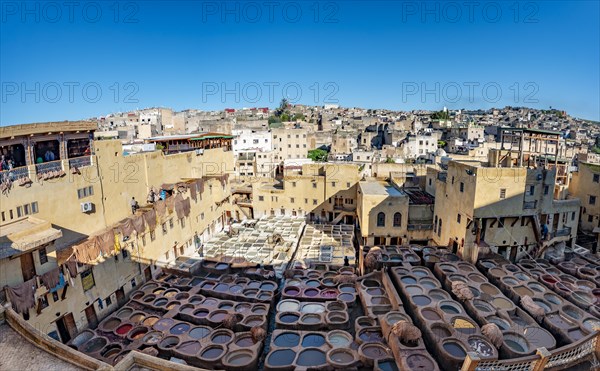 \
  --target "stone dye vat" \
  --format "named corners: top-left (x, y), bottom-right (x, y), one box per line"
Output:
top-left (275, 299), bottom-right (349, 330)
top-left (430, 252), bottom-right (557, 358)
top-left (265, 329), bottom-right (360, 370)
top-left (390, 264), bottom-right (498, 371)
top-left (478, 255), bottom-right (600, 346)
top-left (281, 268), bottom-right (355, 305)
